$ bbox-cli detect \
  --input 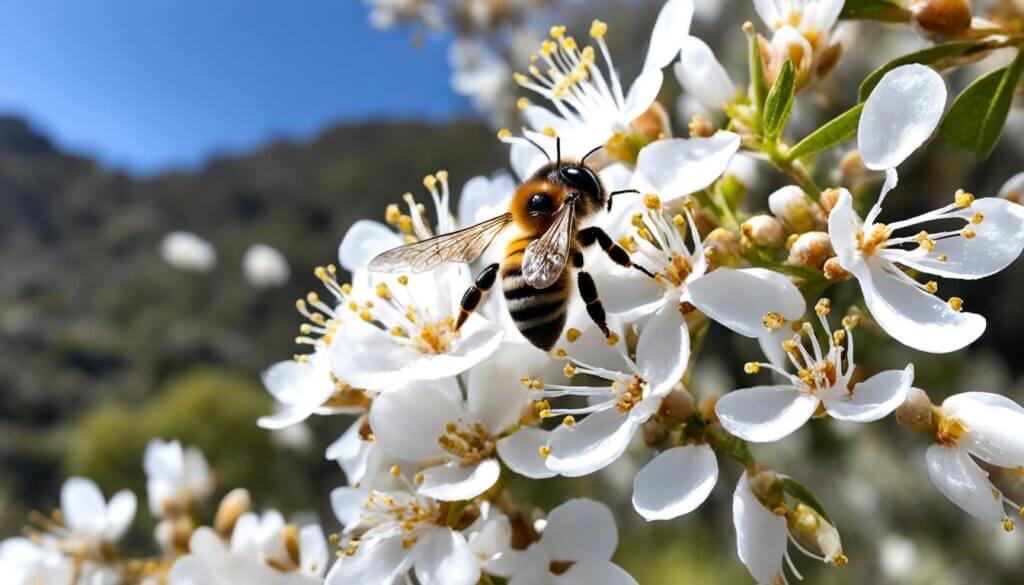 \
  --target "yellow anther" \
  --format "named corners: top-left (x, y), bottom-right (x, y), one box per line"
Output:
top-left (520, 376), bottom-right (532, 388)
top-left (916, 231), bottom-right (935, 251)
top-left (832, 330), bottom-right (846, 345)
top-left (815, 298), bottom-right (831, 316)
top-left (532, 378), bottom-right (544, 390)
top-left (435, 170), bottom-right (448, 183)
top-left (962, 227), bottom-right (977, 240)
top-left (833, 554), bottom-right (849, 567)
top-left (954, 189), bottom-right (975, 208)
top-left (550, 25), bottom-right (566, 38)
top-left (542, 126), bottom-right (557, 138)
top-left (564, 363), bottom-right (576, 377)
top-left (971, 213), bottom-right (984, 225)
top-left (606, 331), bottom-right (620, 345)
top-left (763, 311), bottom-right (786, 332)
top-left (590, 19), bottom-right (608, 38)
top-left (528, 65), bottom-right (541, 77)
top-left (390, 465), bottom-right (401, 476)
top-left (643, 193), bottom-right (662, 210)
top-left (397, 216), bottom-right (413, 233)
top-left (385, 204), bottom-right (401, 223)
top-left (561, 36), bottom-right (578, 51)
top-left (300, 324), bottom-right (312, 334)
top-left (403, 537), bottom-right (417, 549)
top-left (673, 214), bottom-right (686, 228)
top-left (554, 348), bottom-right (568, 358)
top-left (359, 310), bottom-right (373, 323)
top-left (566, 328), bottom-right (581, 342)
top-left (539, 445), bottom-right (552, 457)
top-left (938, 254), bottom-right (949, 262)
top-left (744, 362), bottom-right (761, 374)
top-left (924, 281), bottom-right (938, 294)
top-left (341, 283), bottom-right (353, 295)
top-left (1004, 518), bottom-right (1016, 532)
top-left (295, 299), bottom-right (306, 311)
top-left (314, 266), bottom-right (328, 280)
top-left (375, 283), bottom-right (391, 299)
top-left (948, 297), bottom-right (964, 312)
top-left (423, 174), bottom-right (438, 190)
top-left (415, 472), bottom-right (424, 484)
top-left (307, 292), bottom-right (320, 304)
top-left (497, 128), bottom-right (513, 140)
top-left (390, 326), bottom-right (406, 337)
top-left (517, 97), bottom-right (530, 110)
top-left (540, 40), bottom-right (557, 56)
top-left (562, 416), bottom-right (576, 427)
top-left (841, 315), bottom-right (860, 329)
top-left (347, 300), bottom-right (359, 312)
